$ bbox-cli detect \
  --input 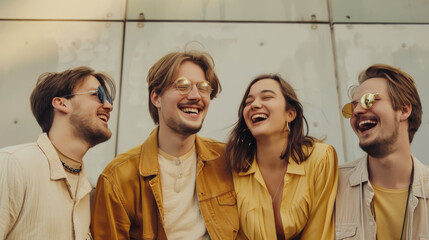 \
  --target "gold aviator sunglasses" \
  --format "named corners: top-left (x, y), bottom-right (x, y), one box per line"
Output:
top-left (342, 93), bottom-right (379, 118)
